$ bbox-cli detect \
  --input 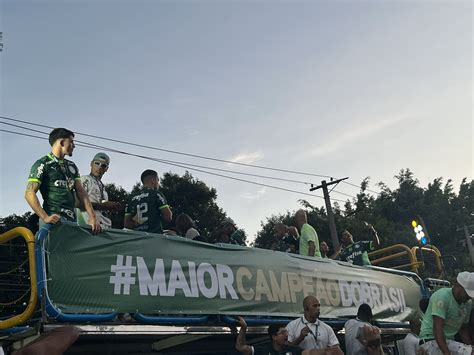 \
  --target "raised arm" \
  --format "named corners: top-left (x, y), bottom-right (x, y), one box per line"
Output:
top-left (235, 317), bottom-right (253, 355)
